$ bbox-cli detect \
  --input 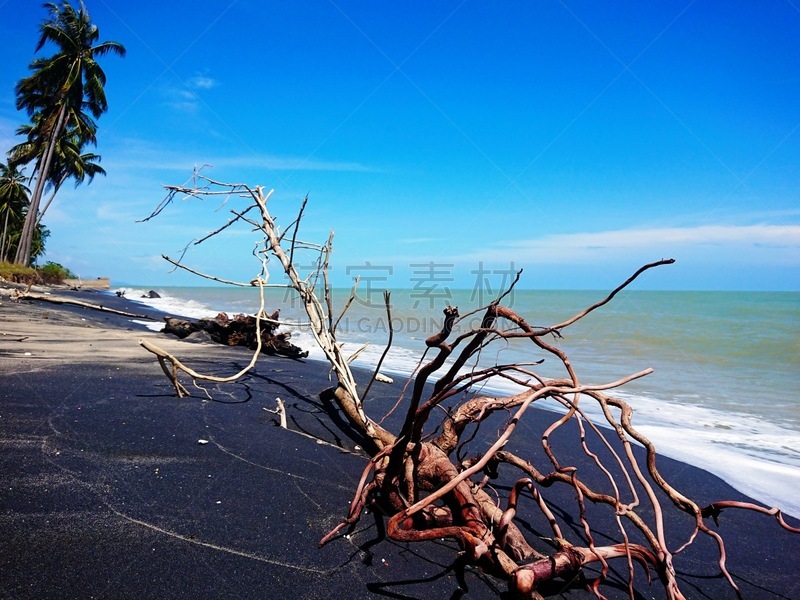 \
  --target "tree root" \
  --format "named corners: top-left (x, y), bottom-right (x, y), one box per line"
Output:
top-left (142, 174), bottom-right (798, 600)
